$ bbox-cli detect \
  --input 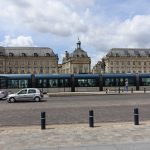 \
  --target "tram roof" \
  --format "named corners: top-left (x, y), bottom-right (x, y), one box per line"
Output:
top-left (139, 74), bottom-right (150, 77)
top-left (0, 74), bottom-right (31, 79)
top-left (102, 73), bottom-right (136, 78)
top-left (35, 74), bottom-right (71, 79)
top-left (74, 74), bottom-right (100, 78)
